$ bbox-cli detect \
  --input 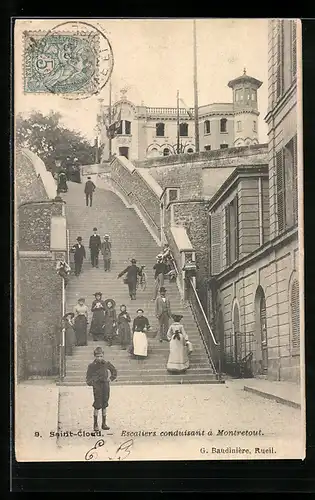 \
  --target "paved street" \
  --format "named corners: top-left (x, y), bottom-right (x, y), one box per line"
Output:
top-left (55, 380), bottom-right (303, 461)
